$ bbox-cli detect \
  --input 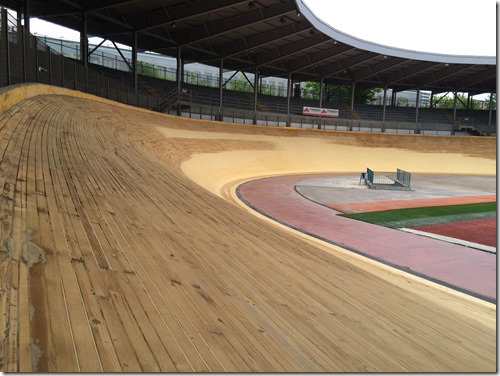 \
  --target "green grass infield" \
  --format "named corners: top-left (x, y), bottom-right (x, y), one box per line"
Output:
top-left (339, 202), bottom-right (497, 228)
